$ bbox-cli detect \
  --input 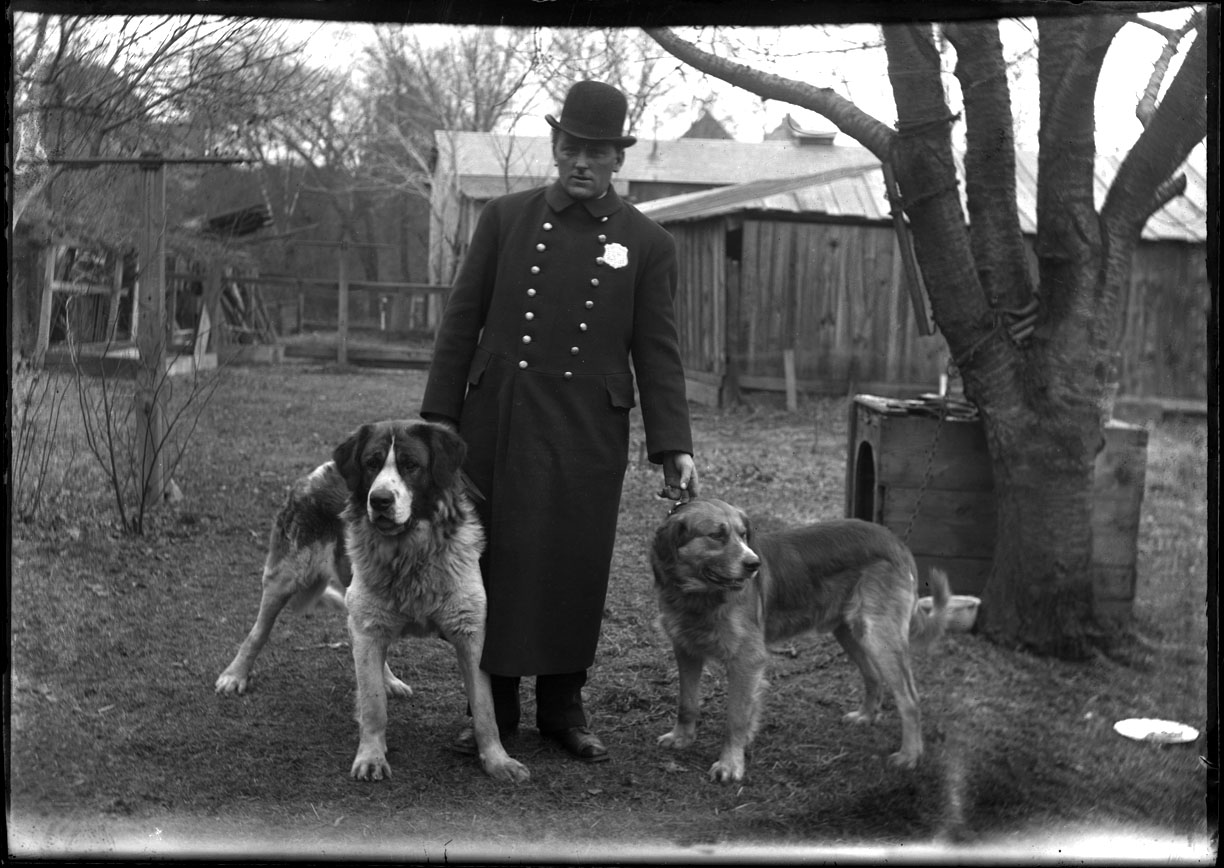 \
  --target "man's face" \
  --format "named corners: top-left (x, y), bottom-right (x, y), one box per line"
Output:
top-left (553, 132), bottom-right (624, 201)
